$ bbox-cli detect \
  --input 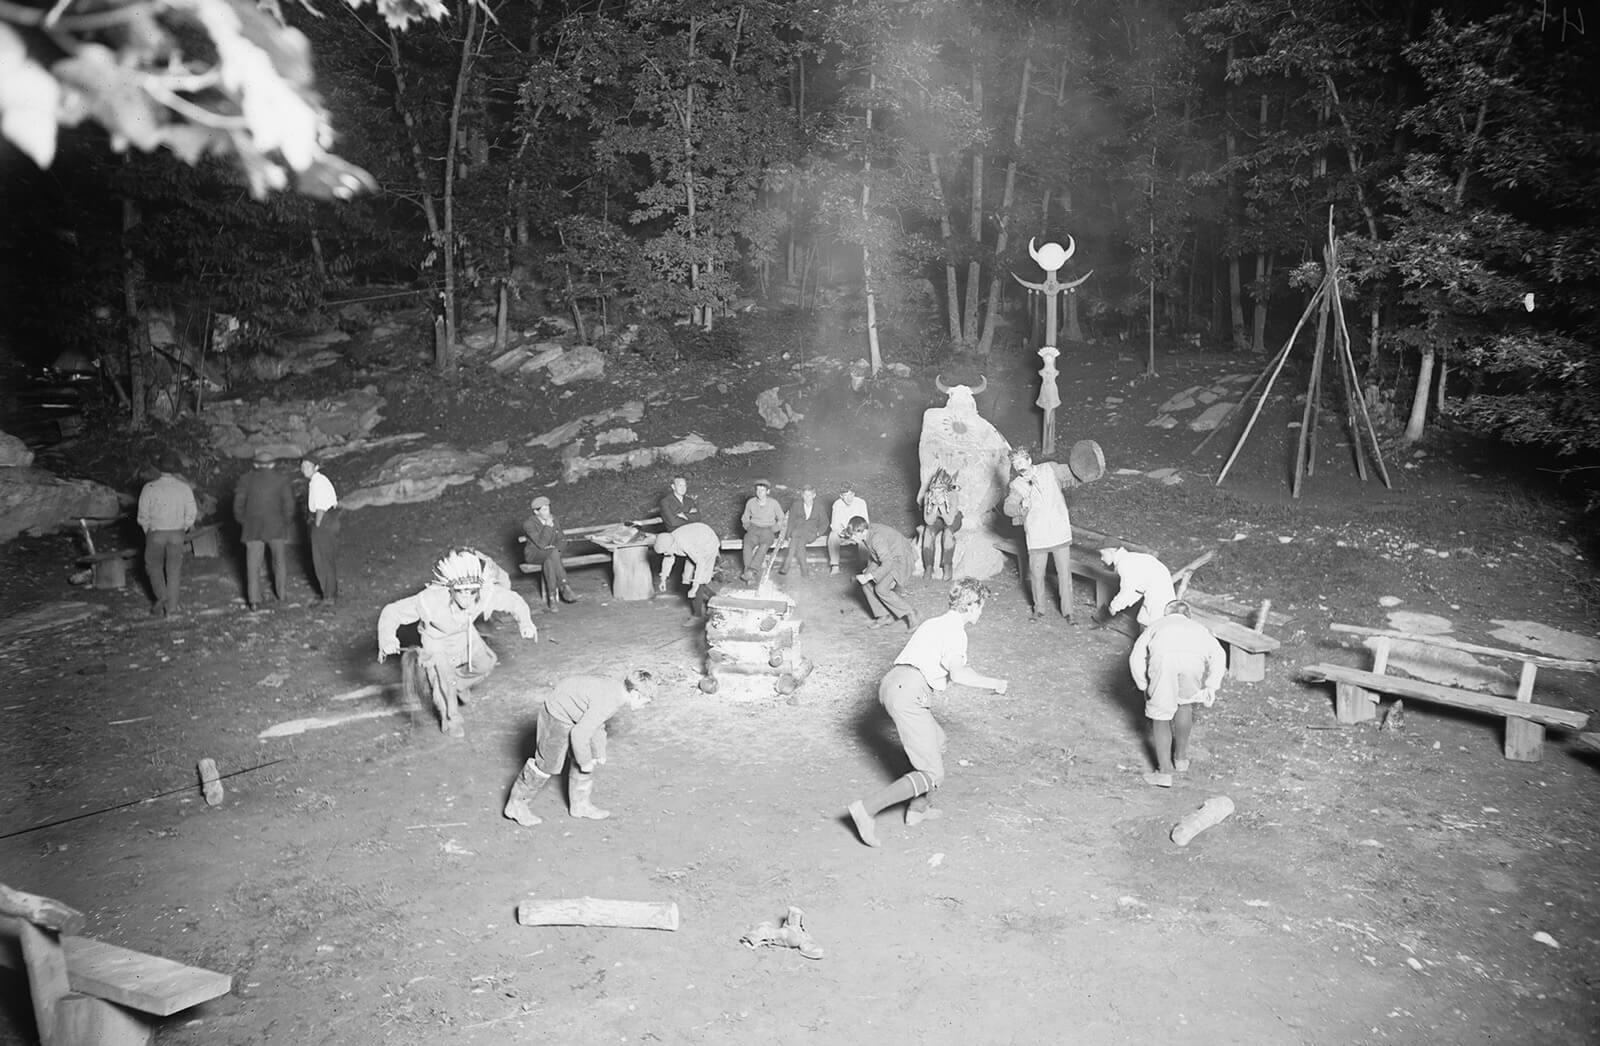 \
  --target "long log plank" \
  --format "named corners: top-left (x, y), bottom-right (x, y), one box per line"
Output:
top-left (1329, 623), bottom-right (1600, 673)
top-left (1300, 664), bottom-right (1589, 729)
